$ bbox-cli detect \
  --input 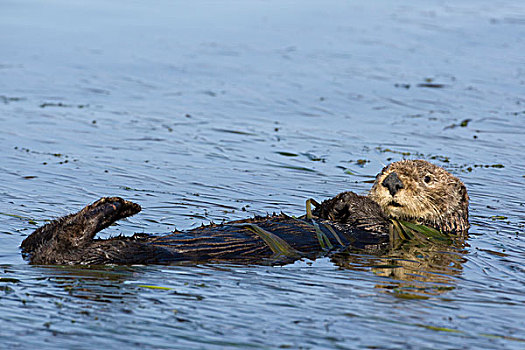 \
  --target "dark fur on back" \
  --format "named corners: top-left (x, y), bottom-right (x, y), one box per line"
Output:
top-left (21, 195), bottom-right (389, 265)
